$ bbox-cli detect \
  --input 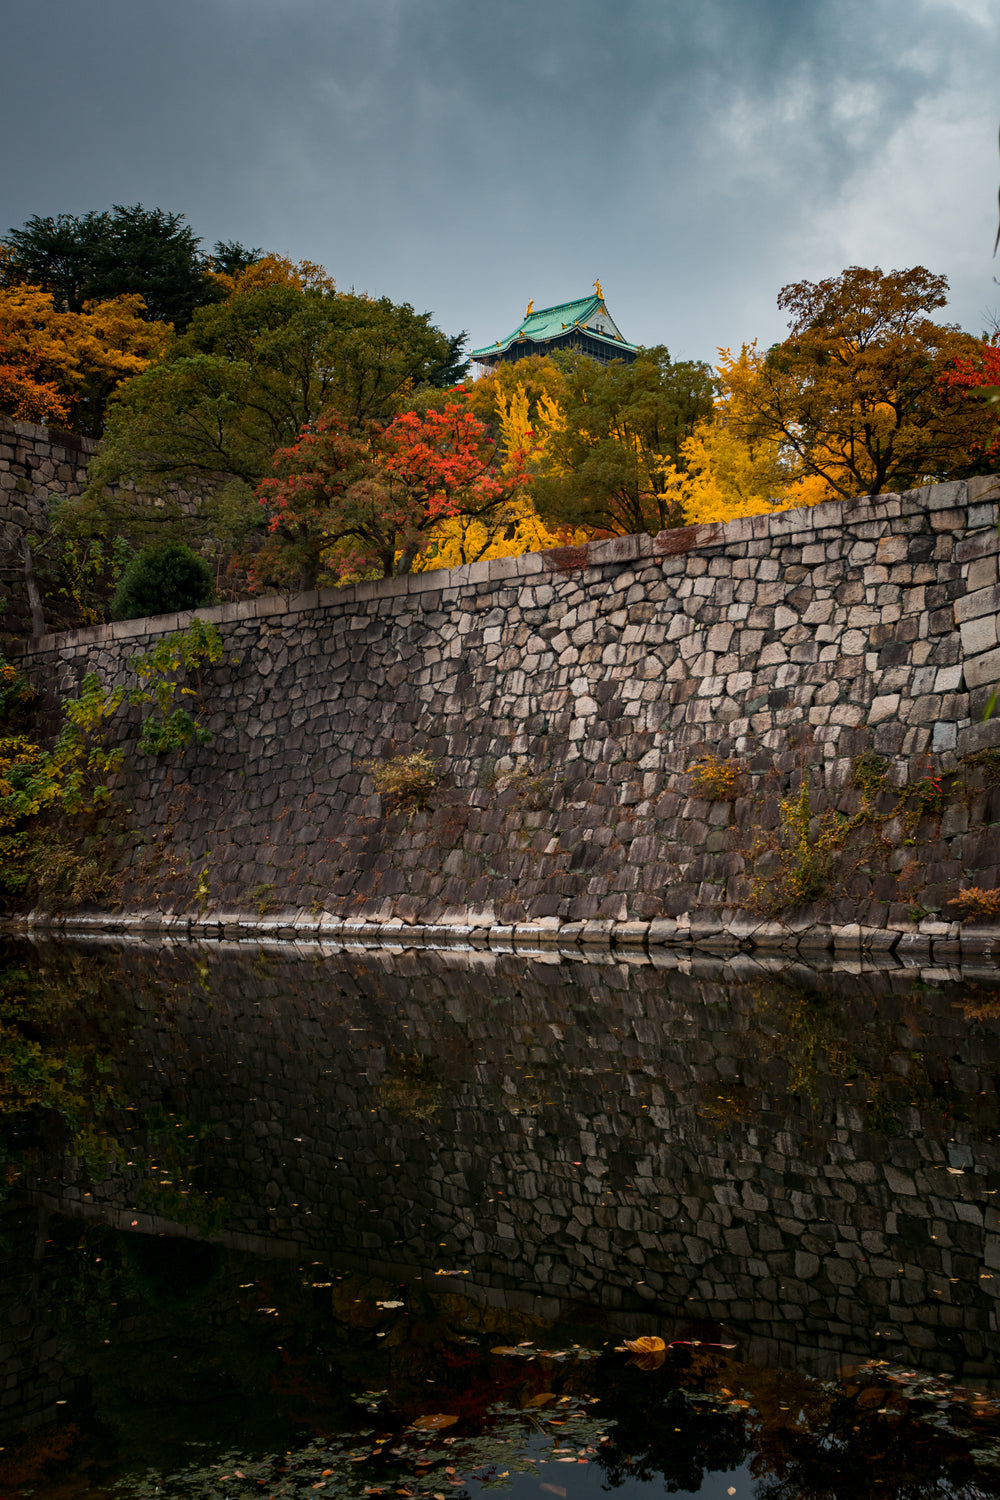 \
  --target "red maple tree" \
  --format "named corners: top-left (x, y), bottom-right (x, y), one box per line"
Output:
top-left (253, 403), bottom-right (528, 589)
top-left (938, 335), bottom-right (1000, 464)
